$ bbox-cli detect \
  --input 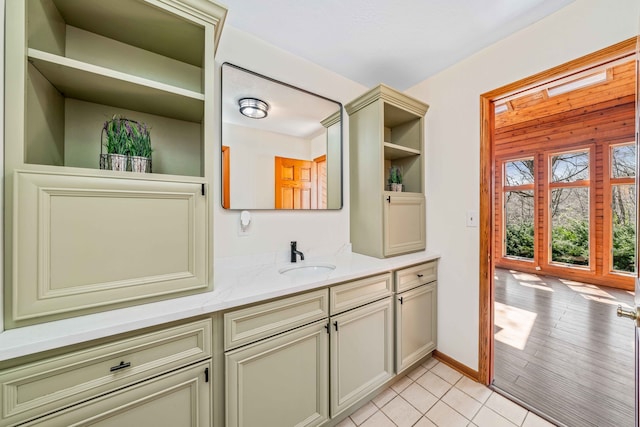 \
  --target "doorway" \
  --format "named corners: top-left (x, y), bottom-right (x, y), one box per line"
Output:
top-left (479, 38), bottom-right (637, 425)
